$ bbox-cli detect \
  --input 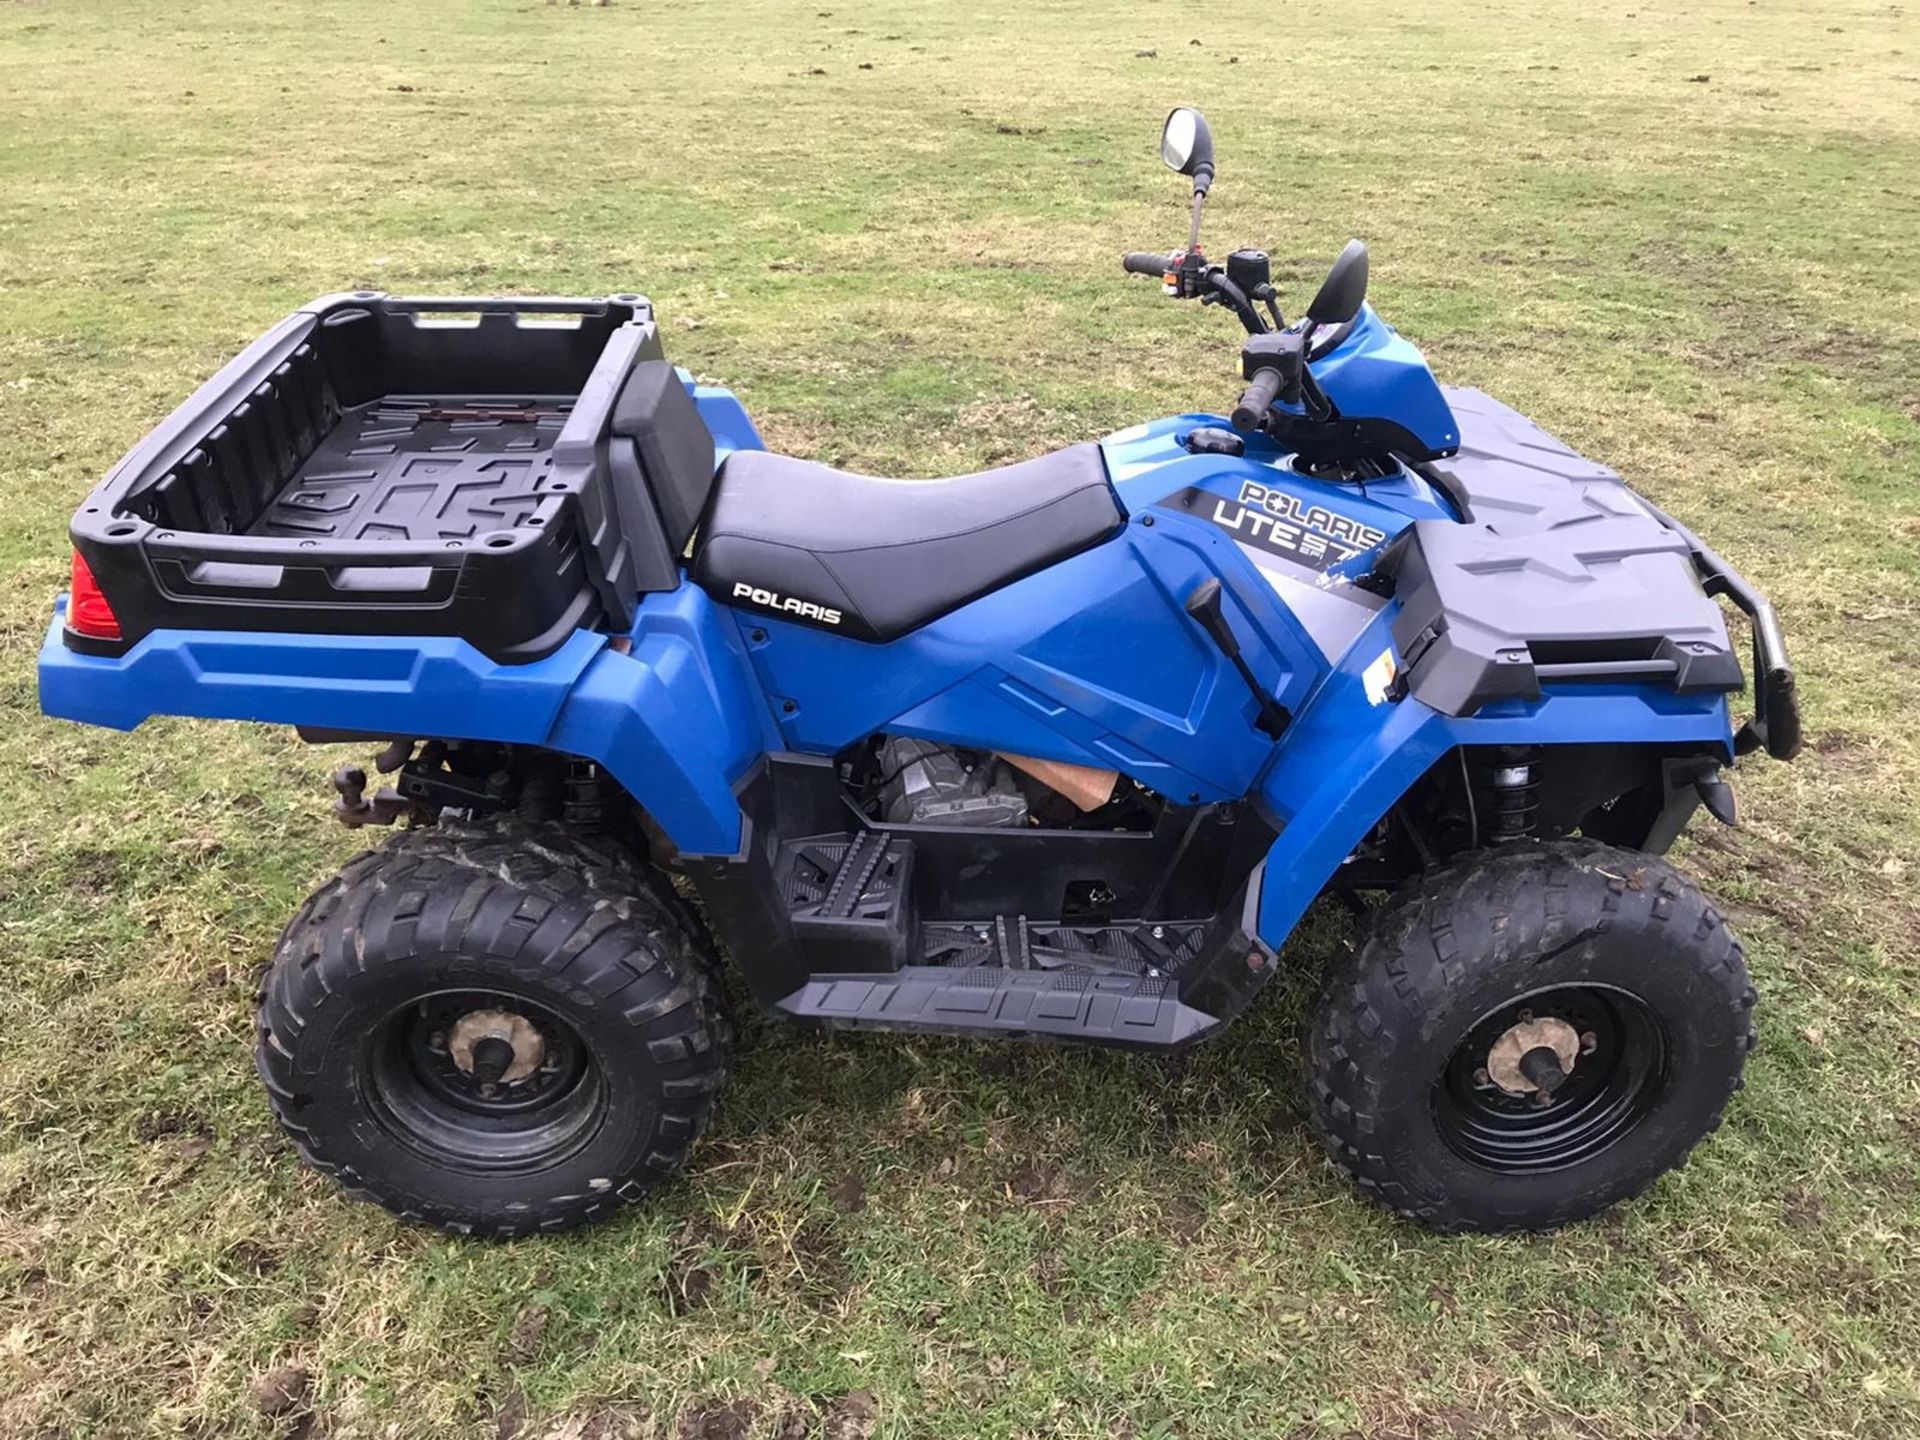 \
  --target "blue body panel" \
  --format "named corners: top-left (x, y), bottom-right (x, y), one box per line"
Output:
top-left (689, 382), bottom-right (765, 461)
top-left (1102, 411), bottom-right (1458, 527)
top-left (38, 375), bottom-right (1736, 954)
top-left (41, 583), bottom-right (776, 856)
top-left (730, 520), bottom-right (1321, 803)
top-left (1287, 305), bottom-right (1461, 455)
top-left (1250, 607), bottom-right (1734, 948)
top-left (39, 606), bottom-right (605, 739)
